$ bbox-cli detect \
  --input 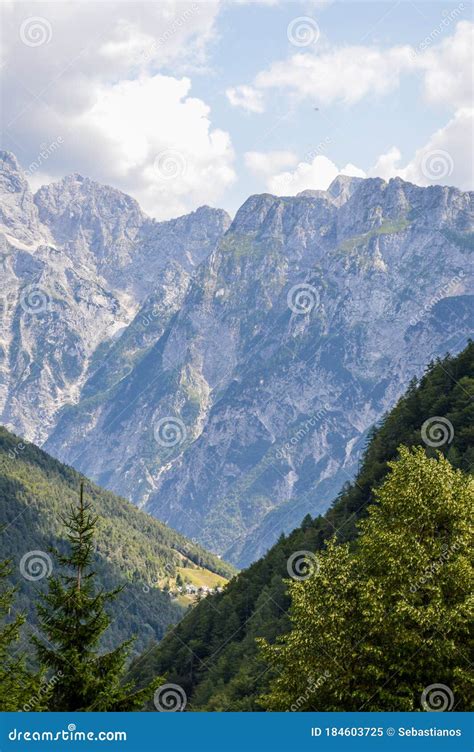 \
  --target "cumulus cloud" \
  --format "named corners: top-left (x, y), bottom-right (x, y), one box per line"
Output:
top-left (229, 20), bottom-right (472, 113)
top-left (370, 108), bottom-right (473, 190)
top-left (254, 45), bottom-right (416, 106)
top-left (226, 85), bottom-right (265, 113)
top-left (419, 20), bottom-right (473, 110)
top-left (266, 155), bottom-right (365, 195)
top-left (1, 0), bottom-right (235, 219)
